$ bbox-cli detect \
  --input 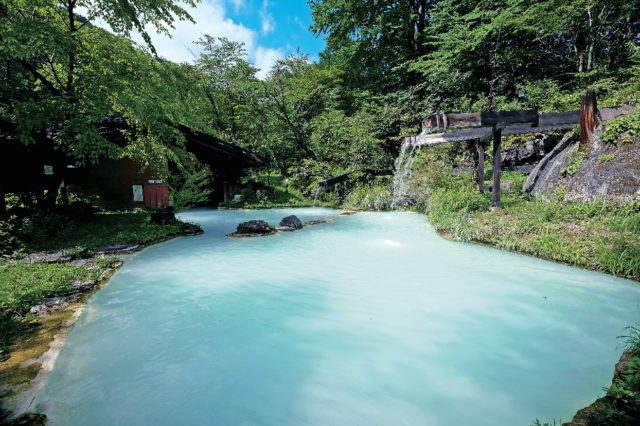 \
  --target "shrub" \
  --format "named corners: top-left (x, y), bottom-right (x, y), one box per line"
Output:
top-left (345, 184), bottom-right (392, 211)
top-left (603, 108), bottom-right (640, 144)
top-left (0, 216), bottom-right (21, 257)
